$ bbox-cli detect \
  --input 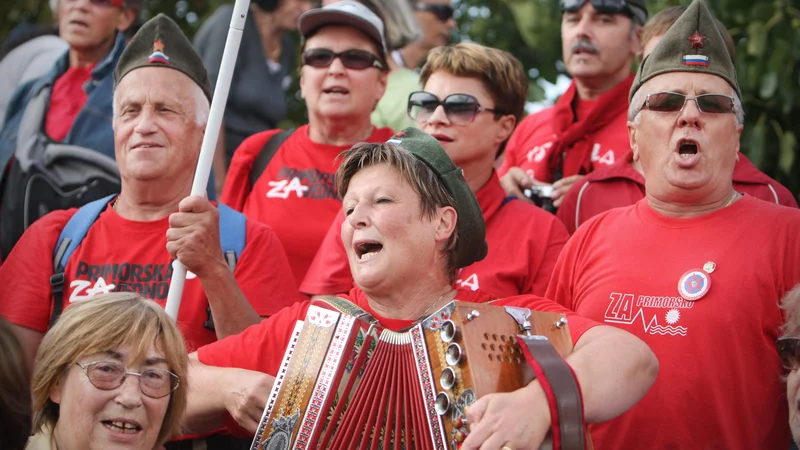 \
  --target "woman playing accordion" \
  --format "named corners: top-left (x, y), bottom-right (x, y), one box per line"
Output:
top-left (183, 126), bottom-right (657, 449)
